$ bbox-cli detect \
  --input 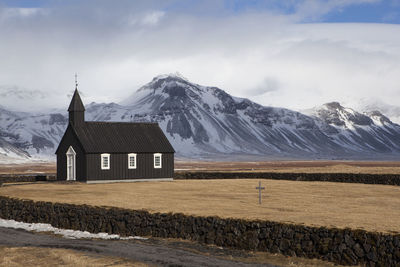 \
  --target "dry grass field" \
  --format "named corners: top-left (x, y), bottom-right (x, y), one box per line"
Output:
top-left (176, 160), bottom-right (400, 174)
top-left (0, 244), bottom-right (345, 267)
top-left (0, 163), bottom-right (56, 175)
top-left (1, 179), bottom-right (399, 234)
top-left (3, 160), bottom-right (400, 174)
top-left (0, 246), bottom-right (145, 266)
top-left (162, 238), bottom-right (347, 267)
